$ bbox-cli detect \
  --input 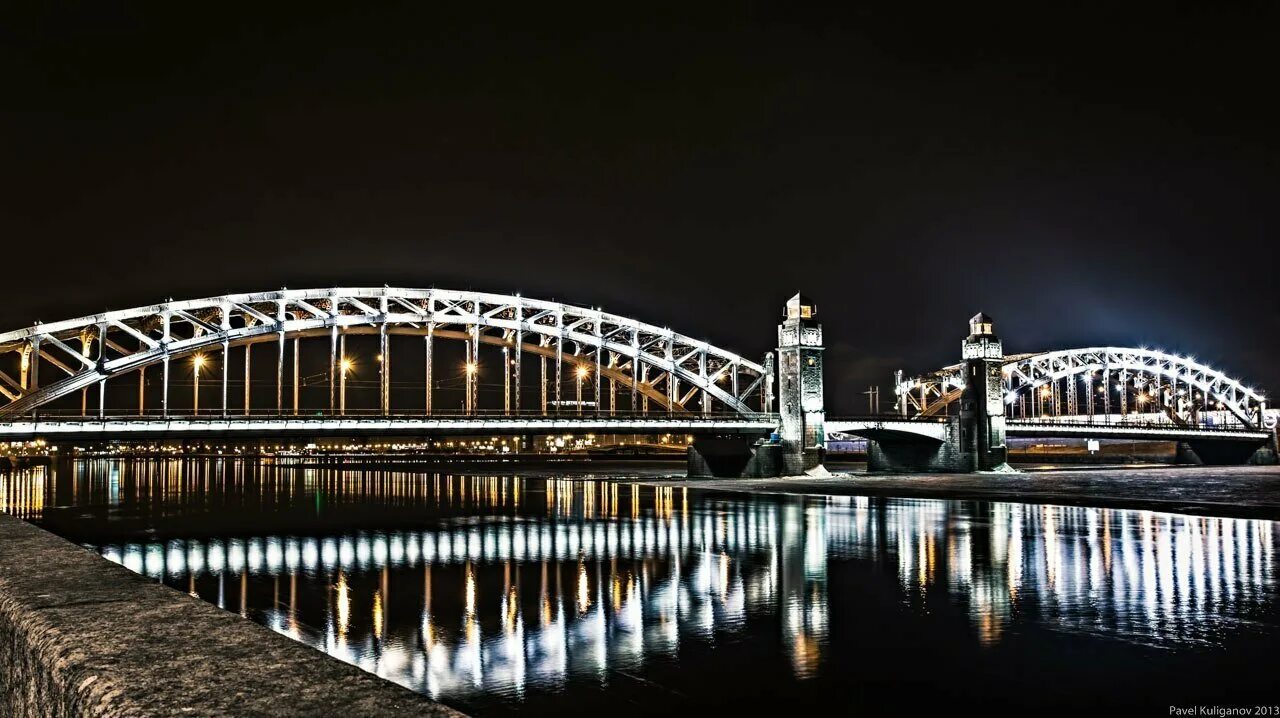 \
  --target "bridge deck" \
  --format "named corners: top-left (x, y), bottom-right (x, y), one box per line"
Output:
top-left (0, 414), bottom-right (779, 442)
top-left (1005, 420), bottom-right (1270, 442)
top-left (827, 416), bottom-right (1270, 443)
